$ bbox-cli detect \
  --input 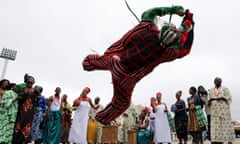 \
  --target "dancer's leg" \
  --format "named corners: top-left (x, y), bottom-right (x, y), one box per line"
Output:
top-left (95, 58), bottom-right (153, 124)
top-left (95, 77), bottom-right (133, 124)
